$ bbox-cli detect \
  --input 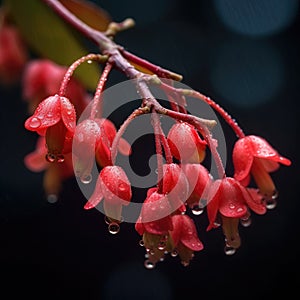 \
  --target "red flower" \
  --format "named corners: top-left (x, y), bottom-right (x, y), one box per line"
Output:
top-left (160, 163), bottom-right (189, 213)
top-left (207, 177), bottom-right (266, 251)
top-left (24, 94), bottom-right (76, 162)
top-left (72, 119), bottom-right (101, 183)
top-left (170, 214), bottom-right (203, 266)
top-left (233, 135), bottom-right (291, 201)
top-left (181, 163), bottom-right (212, 212)
top-left (167, 122), bottom-right (207, 163)
top-left (24, 136), bottom-right (74, 201)
top-left (0, 24), bottom-right (28, 85)
top-left (84, 166), bottom-right (132, 226)
top-left (95, 118), bottom-right (131, 167)
top-left (22, 59), bottom-right (88, 114)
